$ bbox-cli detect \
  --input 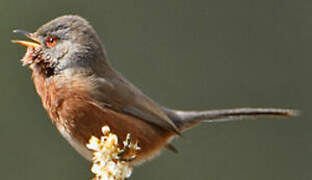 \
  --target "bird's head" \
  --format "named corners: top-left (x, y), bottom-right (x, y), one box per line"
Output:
top-left (13, 15), bottom-right (107, 77)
